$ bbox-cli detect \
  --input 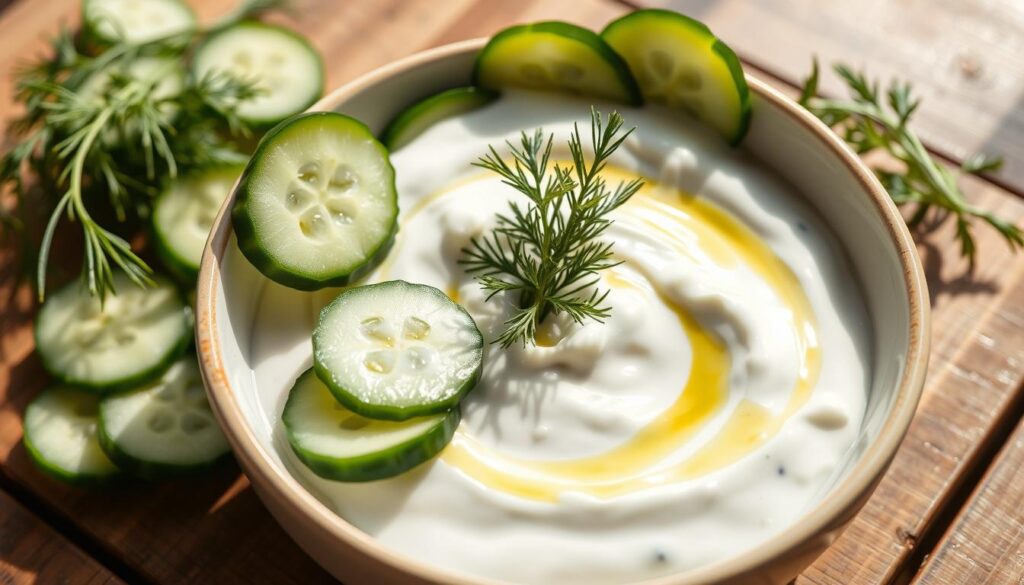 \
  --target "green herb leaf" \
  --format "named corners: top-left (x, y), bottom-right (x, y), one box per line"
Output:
top-left (460, 108), bottom-right (643, 348)
top-left (800, 59), bottom-right (1023, 269)
top-left (0, 1), bottom-right (274, 301)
